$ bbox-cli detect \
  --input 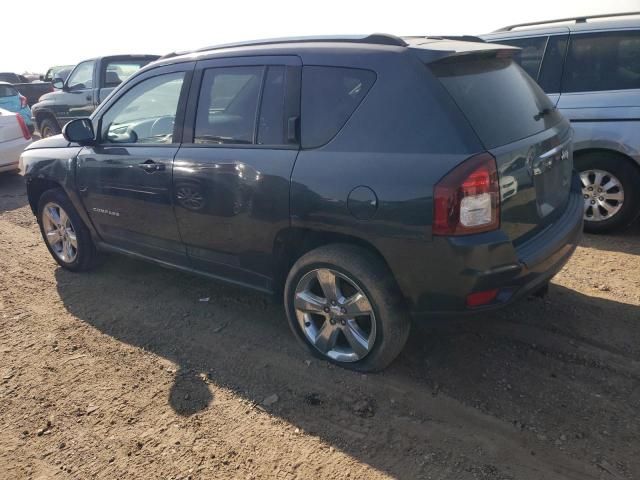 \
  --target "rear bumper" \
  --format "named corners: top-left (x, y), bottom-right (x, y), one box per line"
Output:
top-left (399, 176), bottom-right (583, 316)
